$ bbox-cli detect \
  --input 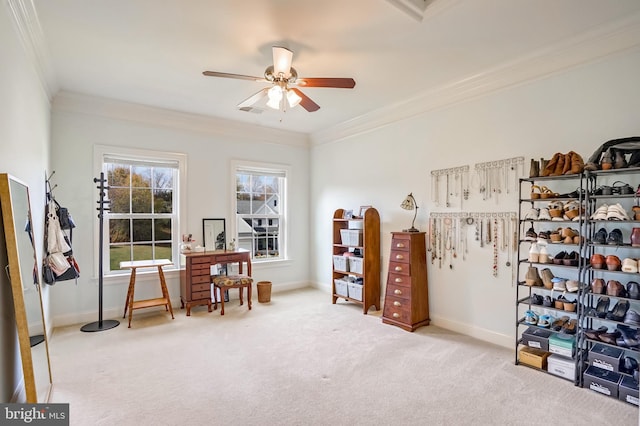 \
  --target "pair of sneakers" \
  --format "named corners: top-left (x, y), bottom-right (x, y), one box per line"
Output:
top-left (590, 203), bottom-right (630, 220)
top-left (524, 208), bottom-right (552, 221)
top-left (524, 310), bottom-right (553, 328)
top-left (528, 243), bottom-right (549, 263)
